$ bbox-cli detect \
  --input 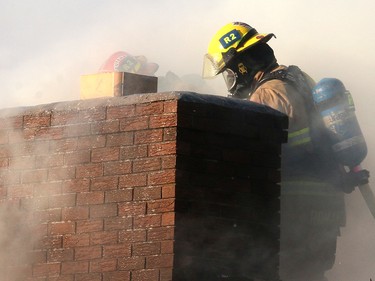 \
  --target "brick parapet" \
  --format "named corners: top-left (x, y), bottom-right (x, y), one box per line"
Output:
top-left (0, 92), bottom-right (287, 281)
